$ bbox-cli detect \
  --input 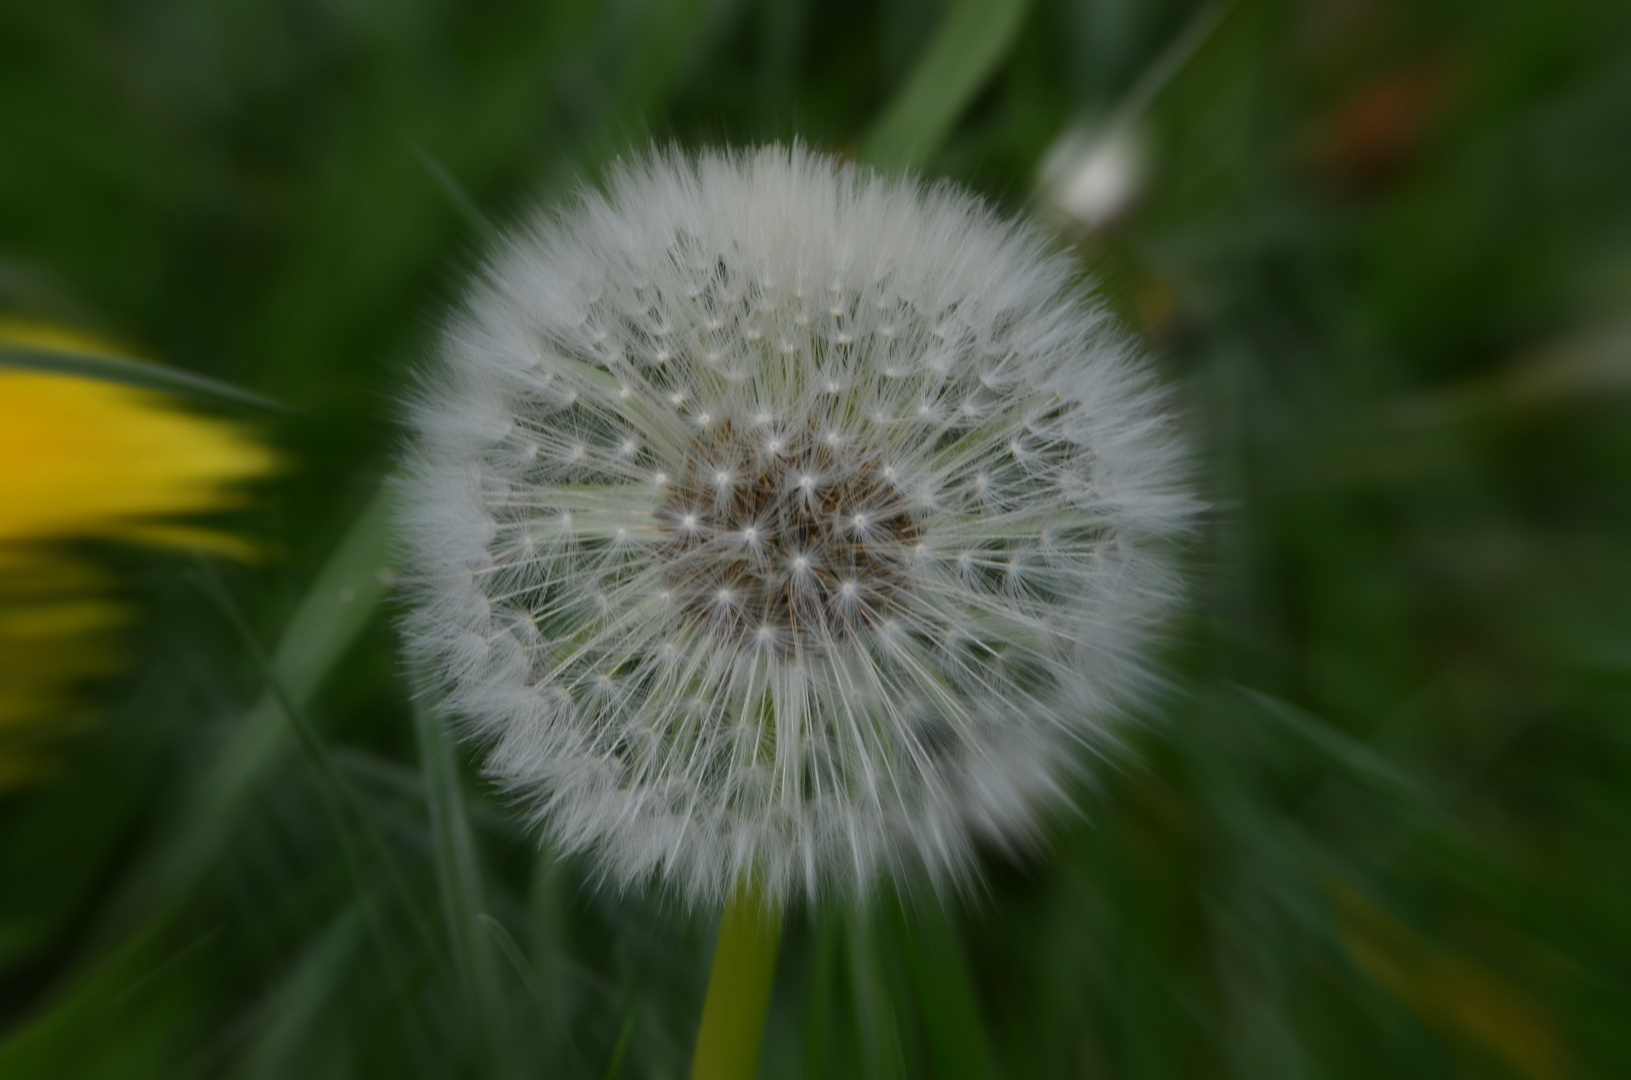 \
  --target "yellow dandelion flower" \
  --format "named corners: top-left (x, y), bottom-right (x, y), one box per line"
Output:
top-left (0, 318), bottom-right (277, 788)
